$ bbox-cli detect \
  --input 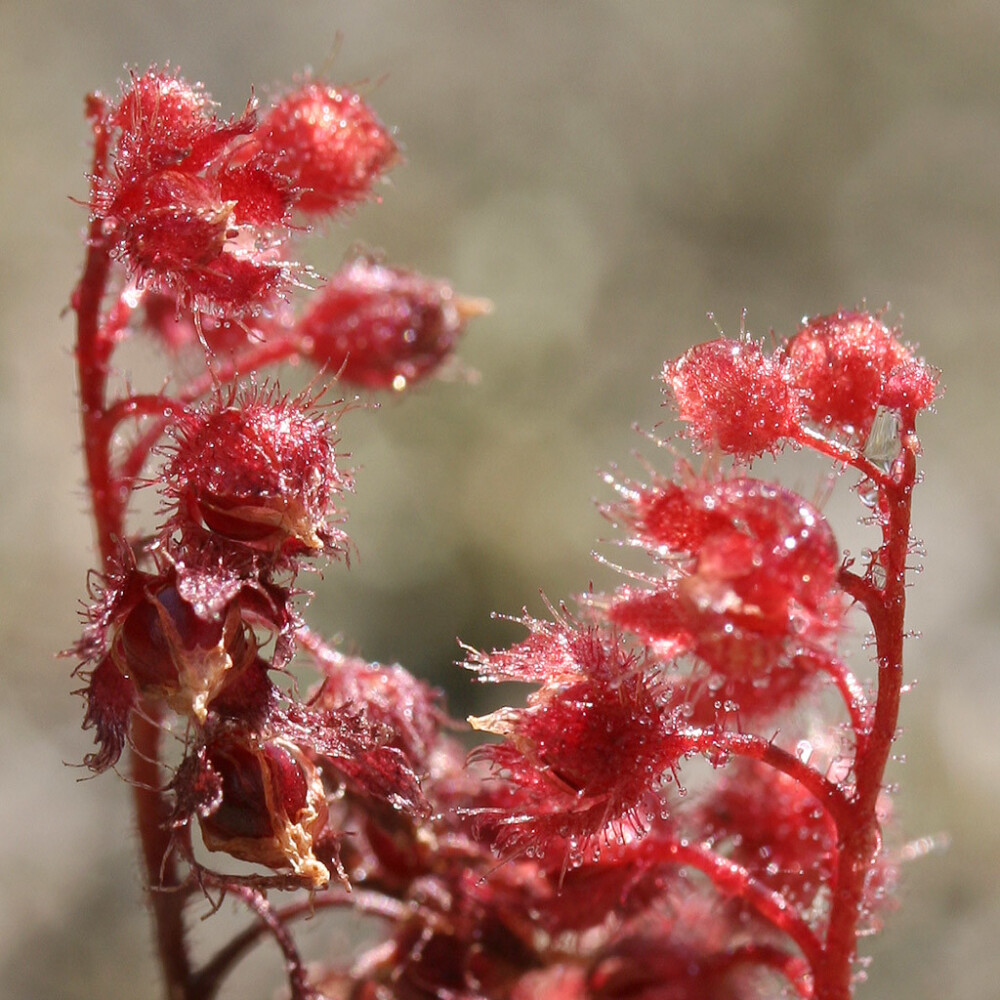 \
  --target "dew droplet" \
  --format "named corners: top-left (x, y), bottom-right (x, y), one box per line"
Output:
top-left (857, 480), bottom-right (879, 509)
